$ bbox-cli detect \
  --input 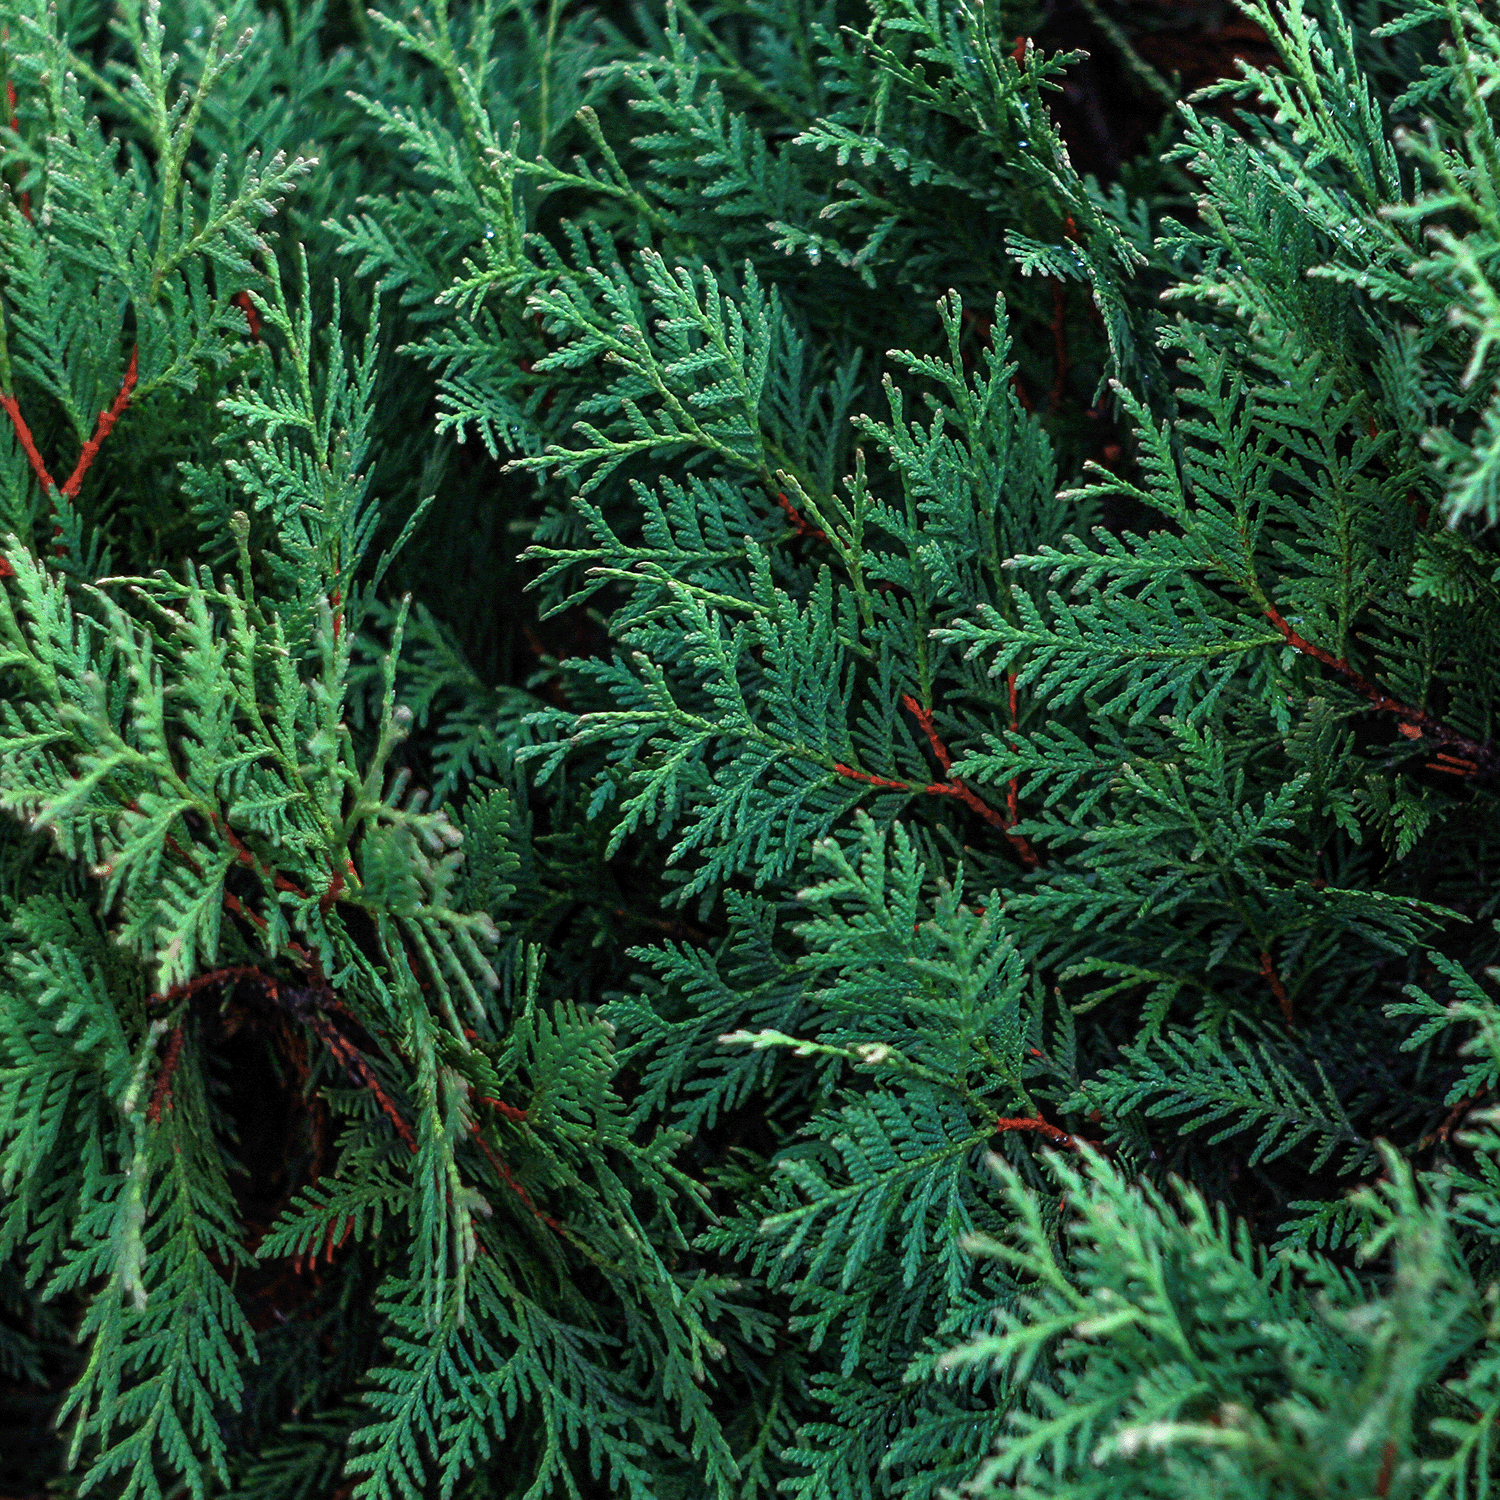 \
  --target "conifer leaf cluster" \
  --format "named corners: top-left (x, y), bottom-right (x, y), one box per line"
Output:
top-left (3, 0), bottom-right (1500, 1497)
